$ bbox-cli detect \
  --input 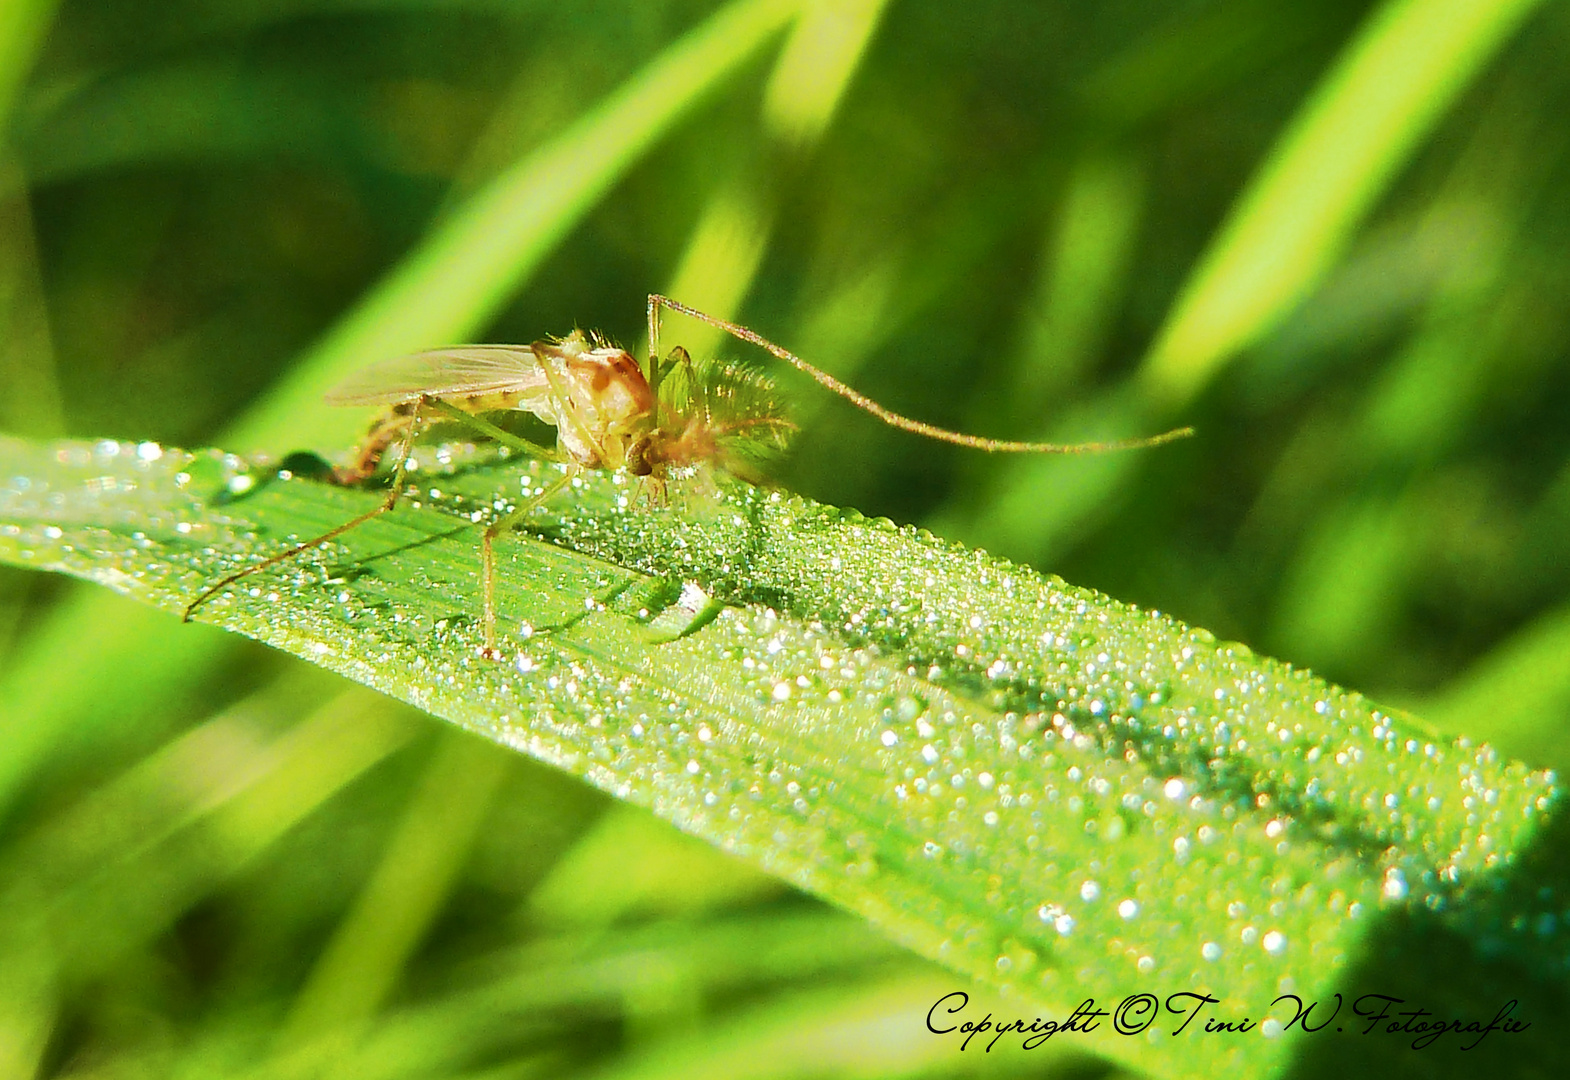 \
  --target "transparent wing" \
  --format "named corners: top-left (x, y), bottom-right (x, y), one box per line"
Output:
top-left (324, 345), bottom-right (552, 406)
